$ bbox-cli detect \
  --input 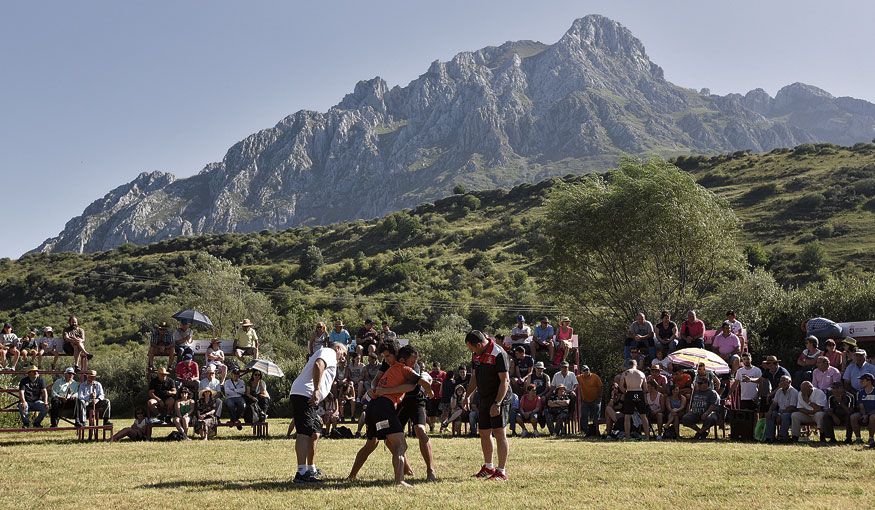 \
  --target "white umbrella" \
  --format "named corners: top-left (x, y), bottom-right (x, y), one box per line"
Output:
top-left (245, 359), bottom-right (284, 377)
